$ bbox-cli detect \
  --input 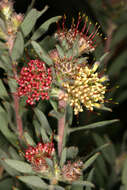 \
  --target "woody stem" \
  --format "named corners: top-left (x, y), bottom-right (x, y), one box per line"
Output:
top-left (58, 99), bottom-right (66, 157)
